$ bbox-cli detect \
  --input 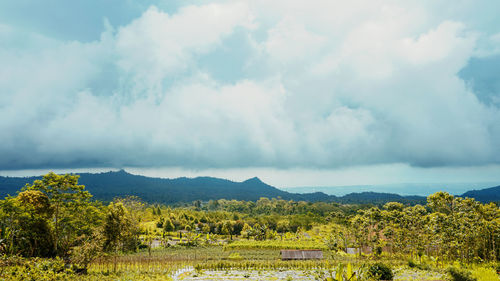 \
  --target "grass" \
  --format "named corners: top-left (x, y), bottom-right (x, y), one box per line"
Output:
top-left (2, 247), bottom-right (497, 280)
top-left (224, 239), bottom-right (328, 250)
